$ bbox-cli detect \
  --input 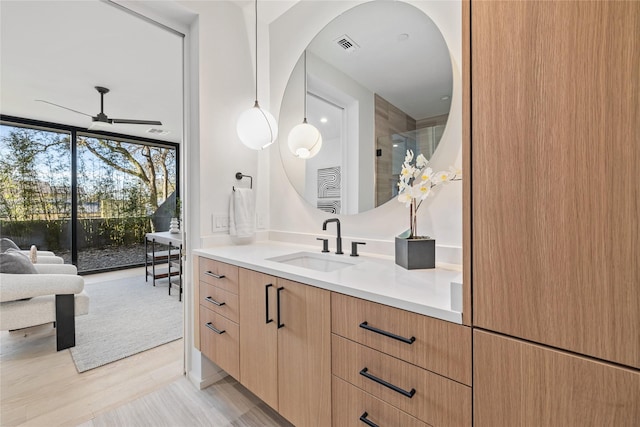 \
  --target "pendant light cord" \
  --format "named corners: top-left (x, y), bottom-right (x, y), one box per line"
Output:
top-left (303, 50), bottom-right (307, 121)
top-left (254, 0), bottom-right (258, 104)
